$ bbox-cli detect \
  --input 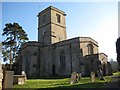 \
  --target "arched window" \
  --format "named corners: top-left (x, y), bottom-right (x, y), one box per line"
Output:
top-left (80, 65), bottom-right (85, 75)
top-left (25, 51), bottom-right (30, 74)
top-left (56, 14), bottom-right (61, 23)
top-left (87, 44), bottom-right (94, 55)
top-left (60, 50), bottom-right (66, 68)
